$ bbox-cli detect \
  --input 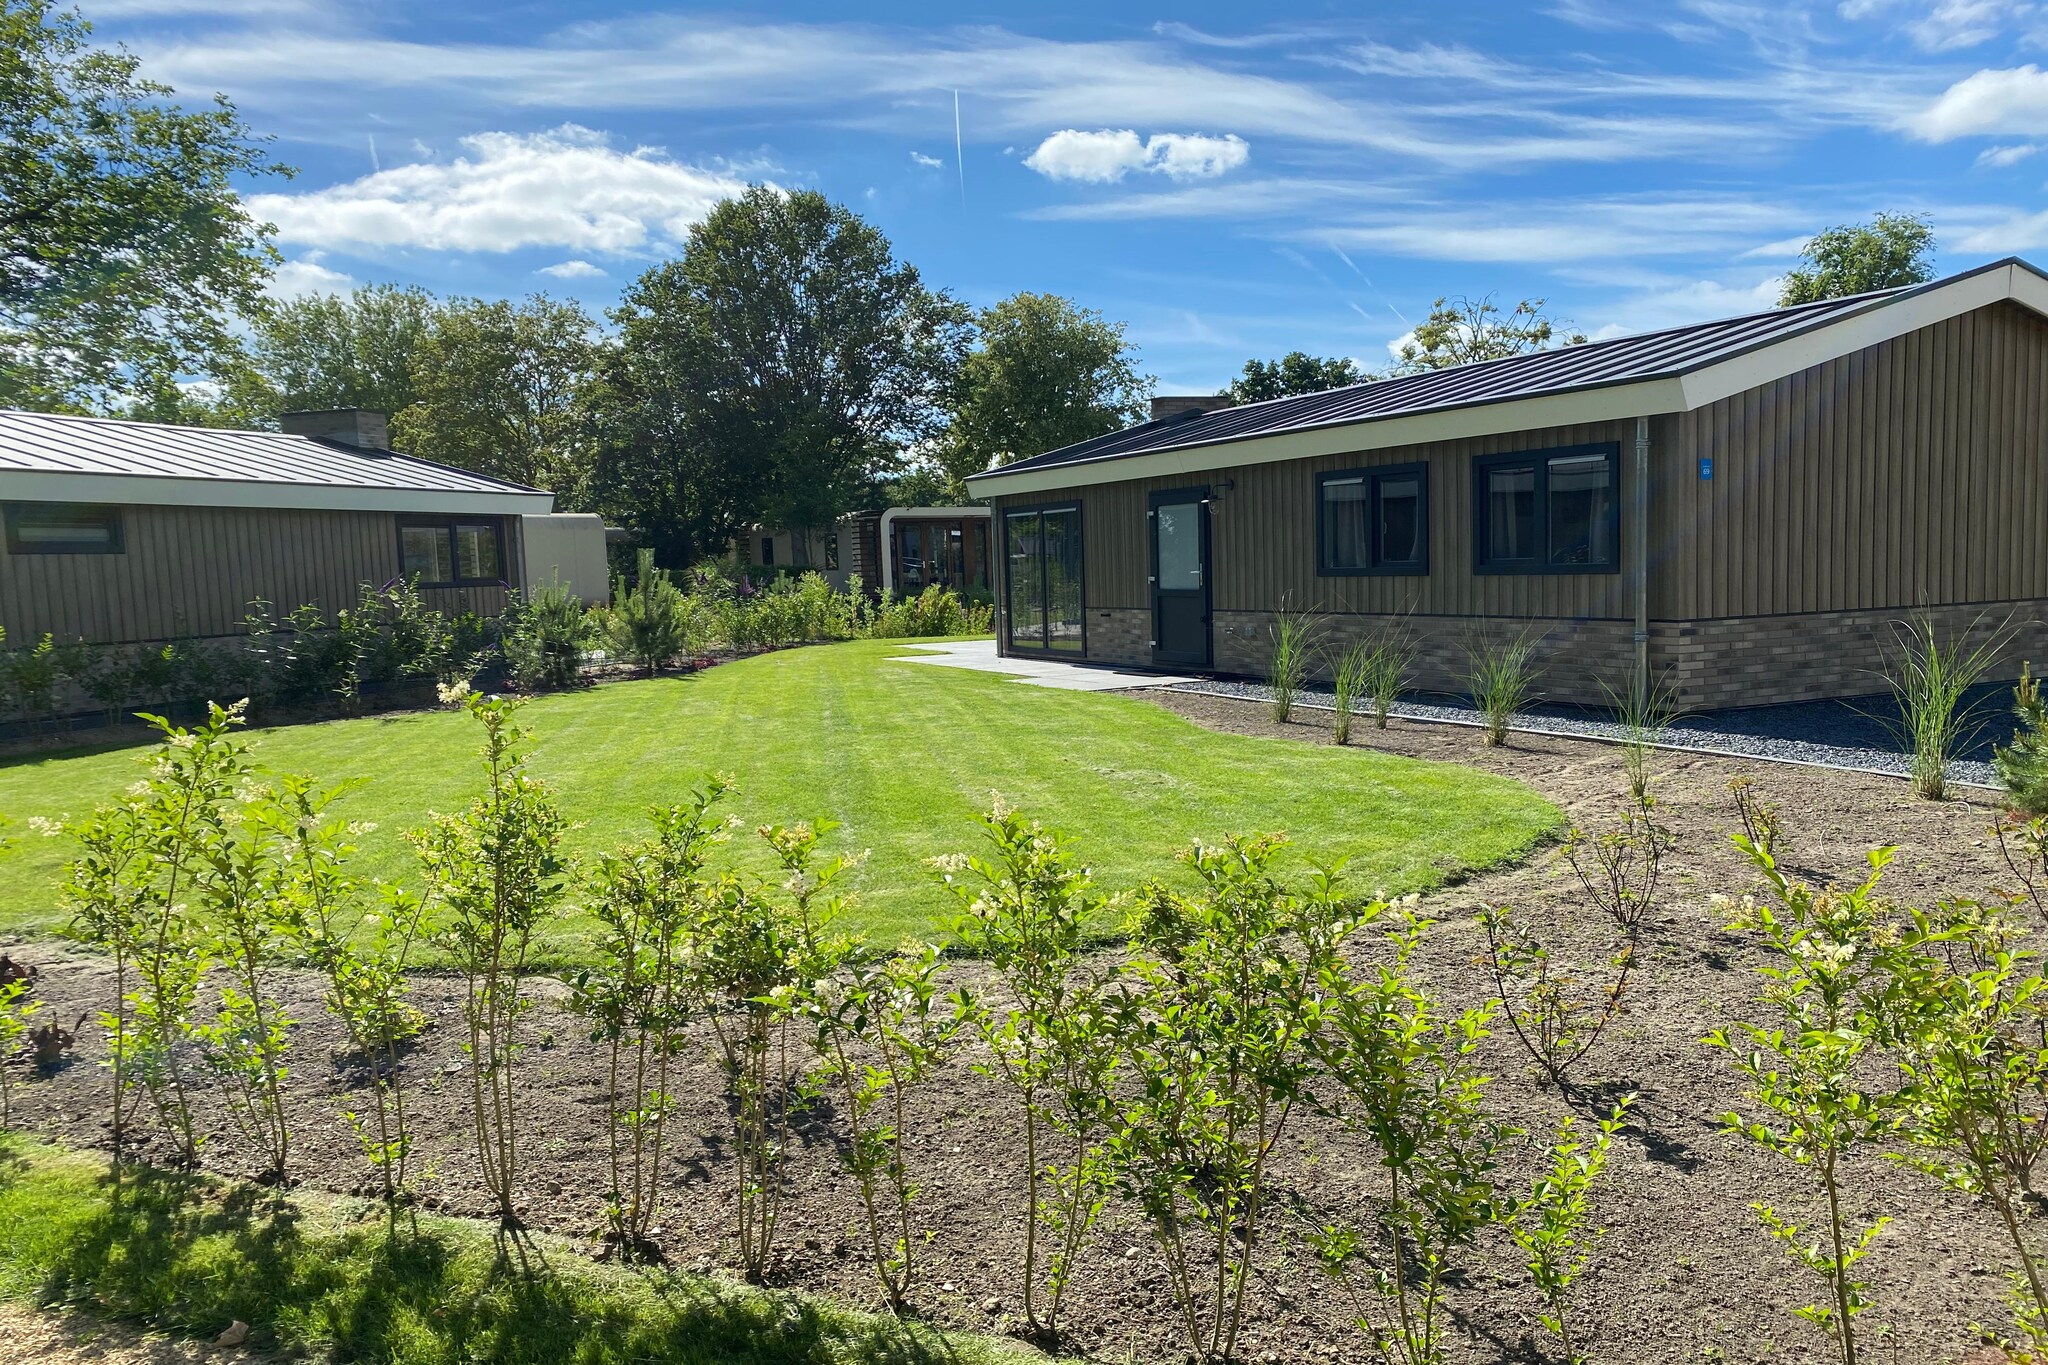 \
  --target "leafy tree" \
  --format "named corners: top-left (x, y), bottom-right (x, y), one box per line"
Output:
top-left (1779, 213), bottom-right (1936, 307)
top-left (938, 291), bottom-right (1150, 493)
top-left (0, 0), bottom-right (287, 411)
top-left (1393, 296), bottom-right (1584, 374)
top-left (392, 294), bottom-right (600, 497)
top-left (594, 187), bottom-right (970, 566)
top-left (249, 283), bottom-right (441, 421)
top-left (1224, 351), bottom-right (1364, 403)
